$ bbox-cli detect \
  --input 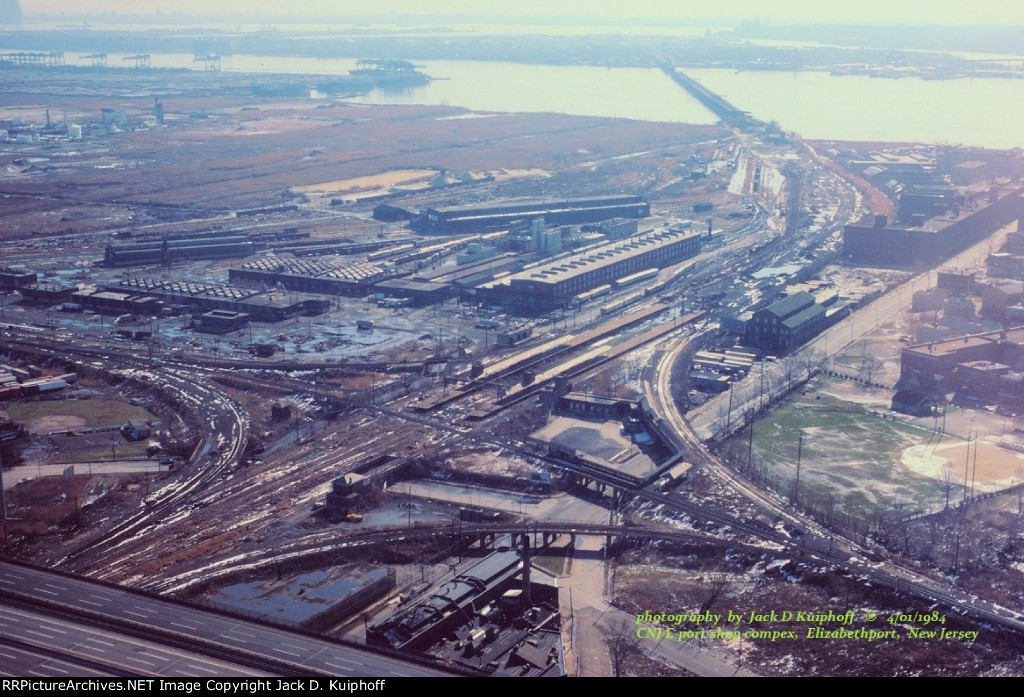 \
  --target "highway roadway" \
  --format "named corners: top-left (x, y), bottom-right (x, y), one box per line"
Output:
top-left (0, 639), bottom-right (113, 678)
top-left (0, 560), bottom-right (461, 677)
top-left (0, 604), bottom-right (267, 677)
